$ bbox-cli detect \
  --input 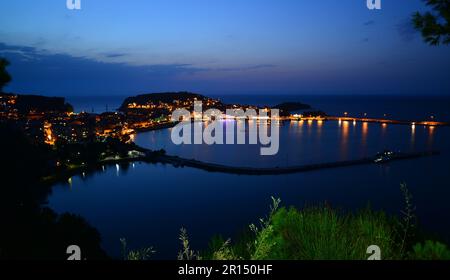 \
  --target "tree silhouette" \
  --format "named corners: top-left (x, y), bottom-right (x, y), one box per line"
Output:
top-left (0, 58), bottom-right (12, 91)
top-left (413, 0), bottom-right (450, 46)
